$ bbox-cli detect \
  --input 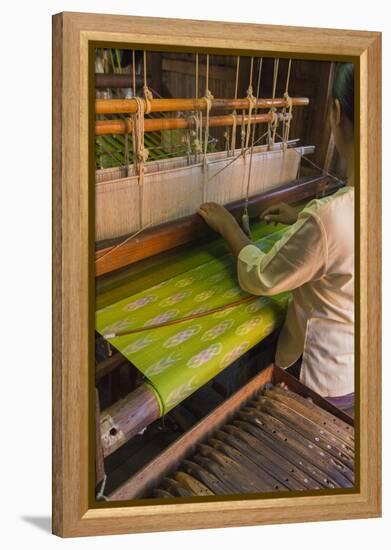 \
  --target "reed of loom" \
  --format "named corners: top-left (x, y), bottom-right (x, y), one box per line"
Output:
top-left (95, 174), bottom-right (341, 276)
